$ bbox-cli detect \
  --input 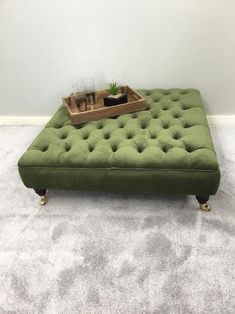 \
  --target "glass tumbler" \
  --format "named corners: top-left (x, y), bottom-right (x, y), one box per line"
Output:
top-left (81, 78), bottom-right (96, 107)
top-left (72, 83), bottom-right (87, 111)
